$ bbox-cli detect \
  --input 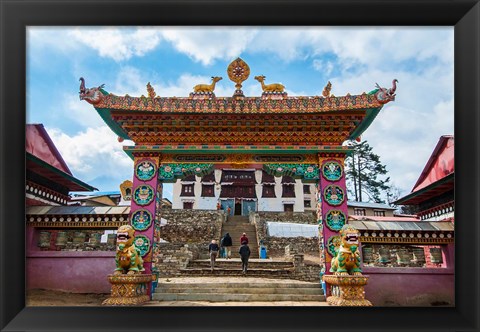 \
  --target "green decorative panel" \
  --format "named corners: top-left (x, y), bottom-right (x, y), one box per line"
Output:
top-left (327, 235), bottom-right (342, 257)
top-left (130, 209), bottom-right (153, 231)
top-left (263, 164), bottom-right (319, 182)
top-left (323, 185), bottom-right (345, 206)
top-left (135, 160), bottom-right (156, 181)
top-left (322, 161), bottom-right (343, 181)
top-left (158, 163), bottom-right (214, 181)
top-left (134, 235), bottom-right (151, 257)
top-left (133, 185), bottom-right (154, 206)
top-left (325, 210), bottom-right (346, 231)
